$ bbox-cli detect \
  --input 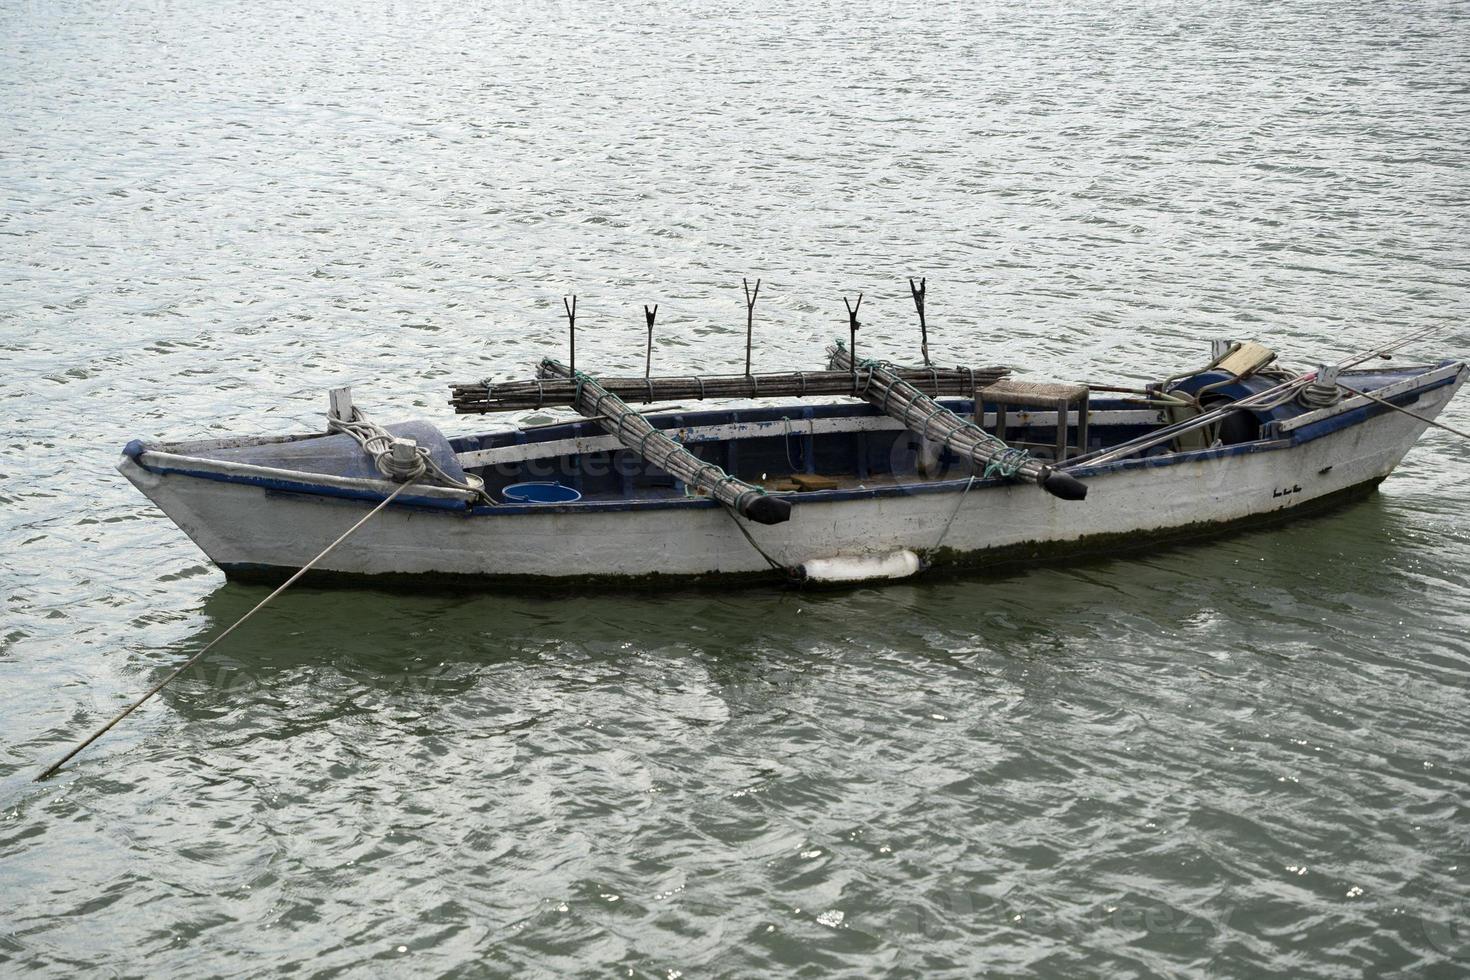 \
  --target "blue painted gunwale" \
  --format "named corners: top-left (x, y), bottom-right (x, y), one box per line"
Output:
top-left (134, 462), bottom-right (475, 513)
top-left (125, 361), bottom-right (1464, 518)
